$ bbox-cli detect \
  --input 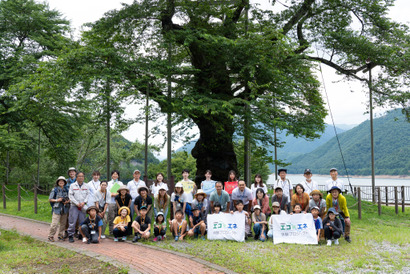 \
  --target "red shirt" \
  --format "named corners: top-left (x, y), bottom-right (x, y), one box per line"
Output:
top-left (224, 181), bottom-right (238, 195)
